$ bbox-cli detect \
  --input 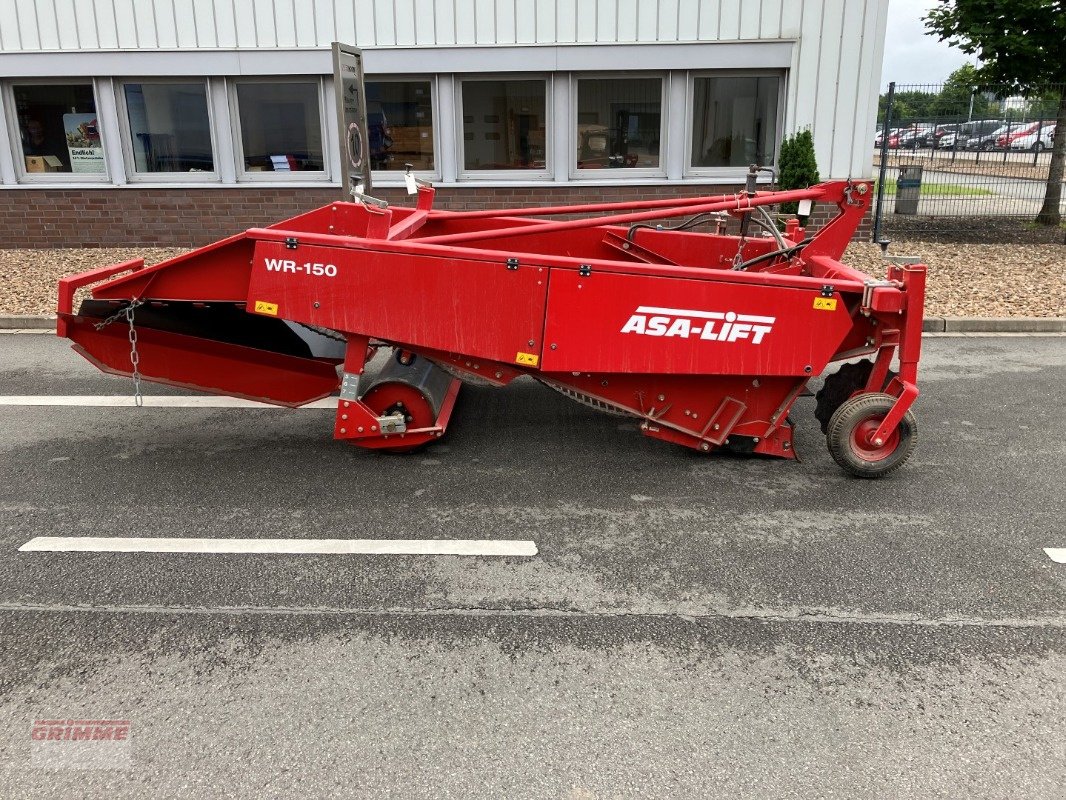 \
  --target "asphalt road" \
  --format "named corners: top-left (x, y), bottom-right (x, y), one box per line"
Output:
top-left (1, 332), bottom-right (1064, 798)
